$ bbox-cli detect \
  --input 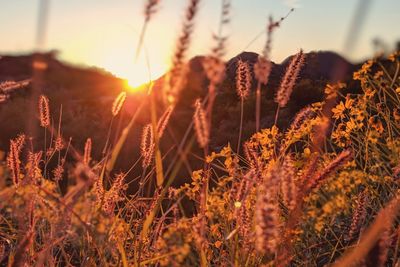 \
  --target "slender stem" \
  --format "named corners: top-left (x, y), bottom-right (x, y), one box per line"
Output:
top-left (255, 81), bottom-right (261, 132)
top-left (102, 117), bottom-right (114, 156)
top-left (44, 128), bottom-right (47, 178)
top-left (274, 105), bottom-right (280, 126)
top-left (237, 98), bottom-right (244, 154)
top-left (135, 21), bottom-right (149, 61)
